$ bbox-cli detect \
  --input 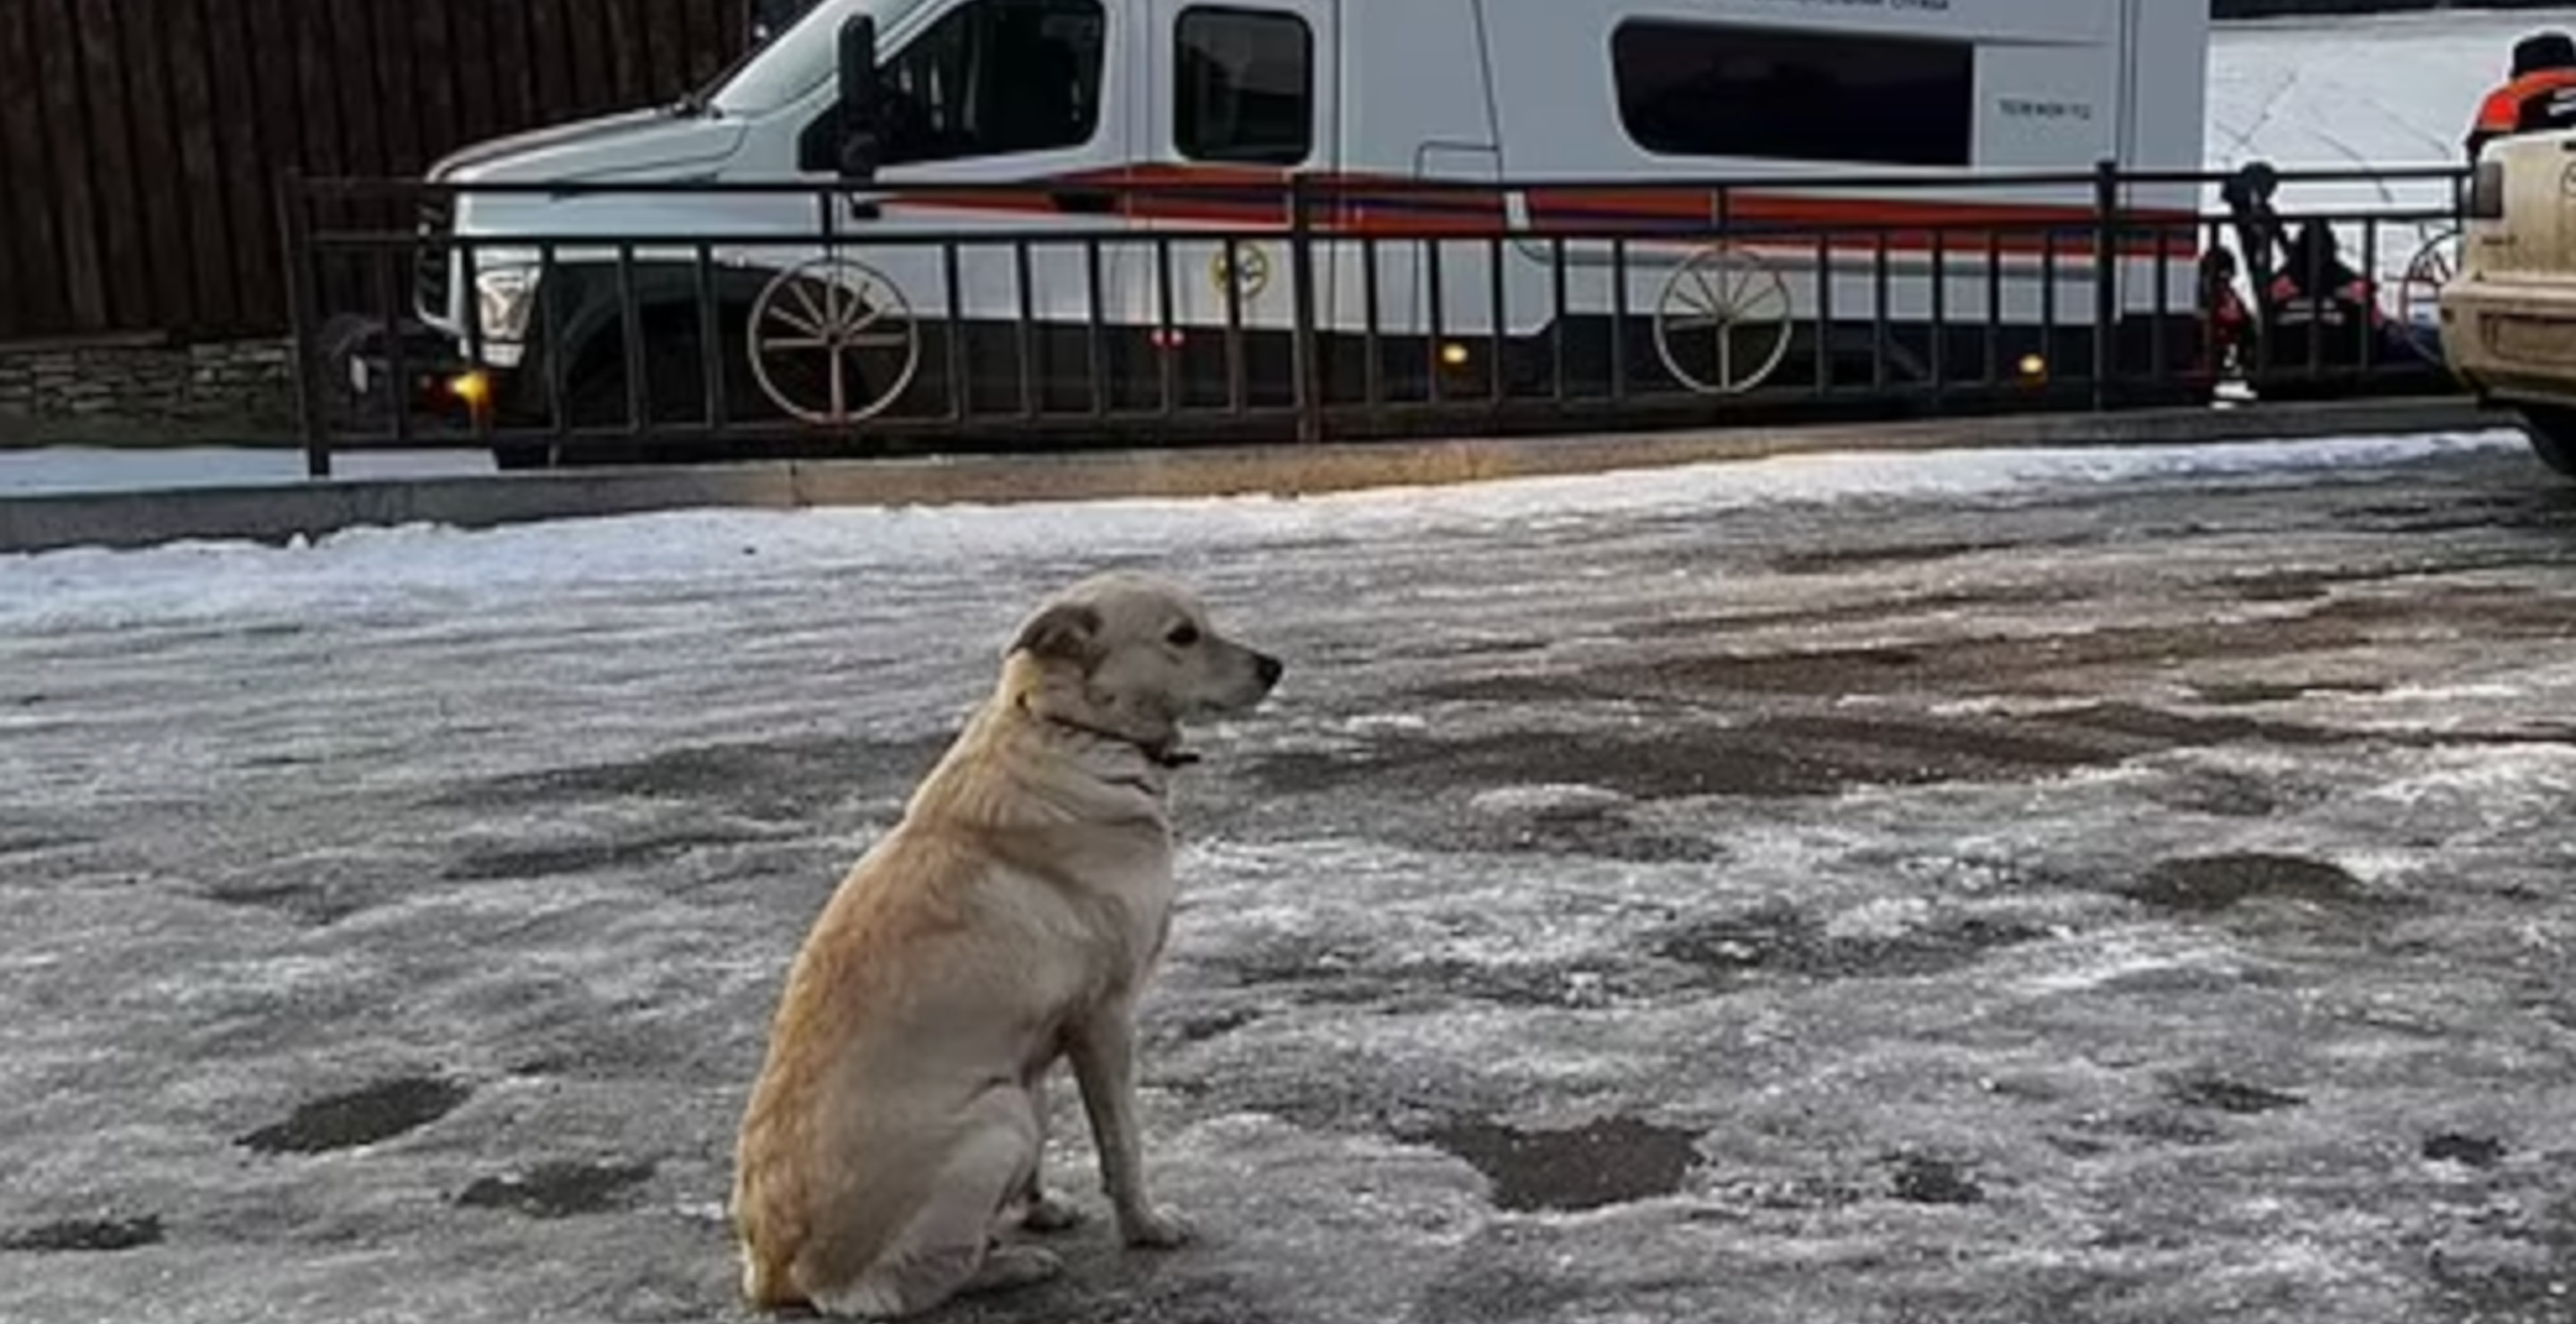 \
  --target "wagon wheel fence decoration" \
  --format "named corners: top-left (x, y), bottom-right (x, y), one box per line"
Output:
top-left (2388, 222), bottom-right (2459, 354)
top-left (1654, 244), bottom-right (1795, 395)
top-left (749, 256), bottom-right (922, 425)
